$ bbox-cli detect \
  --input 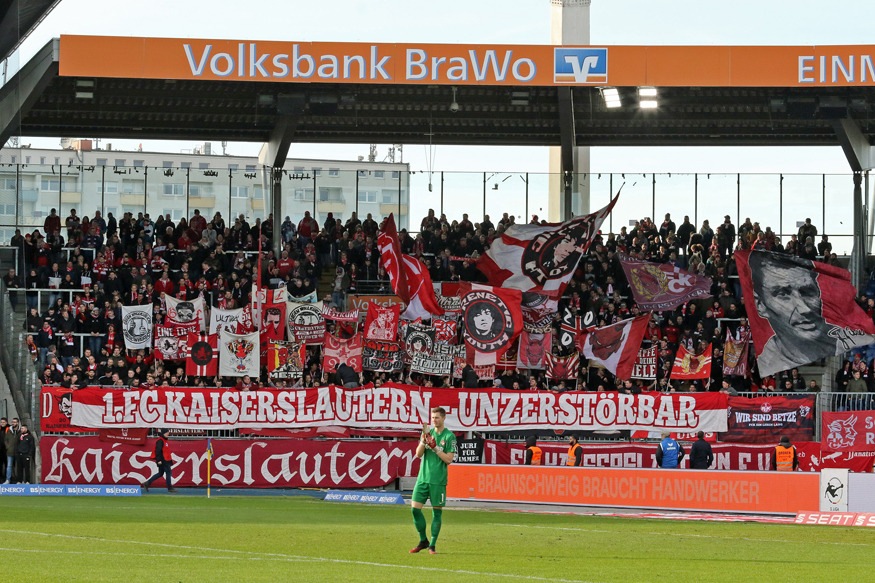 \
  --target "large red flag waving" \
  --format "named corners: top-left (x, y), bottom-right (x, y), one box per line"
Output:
top-left (579, 314), bottom-right (650, 379)
top-left (378, 214), bottom-right (443, 320)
